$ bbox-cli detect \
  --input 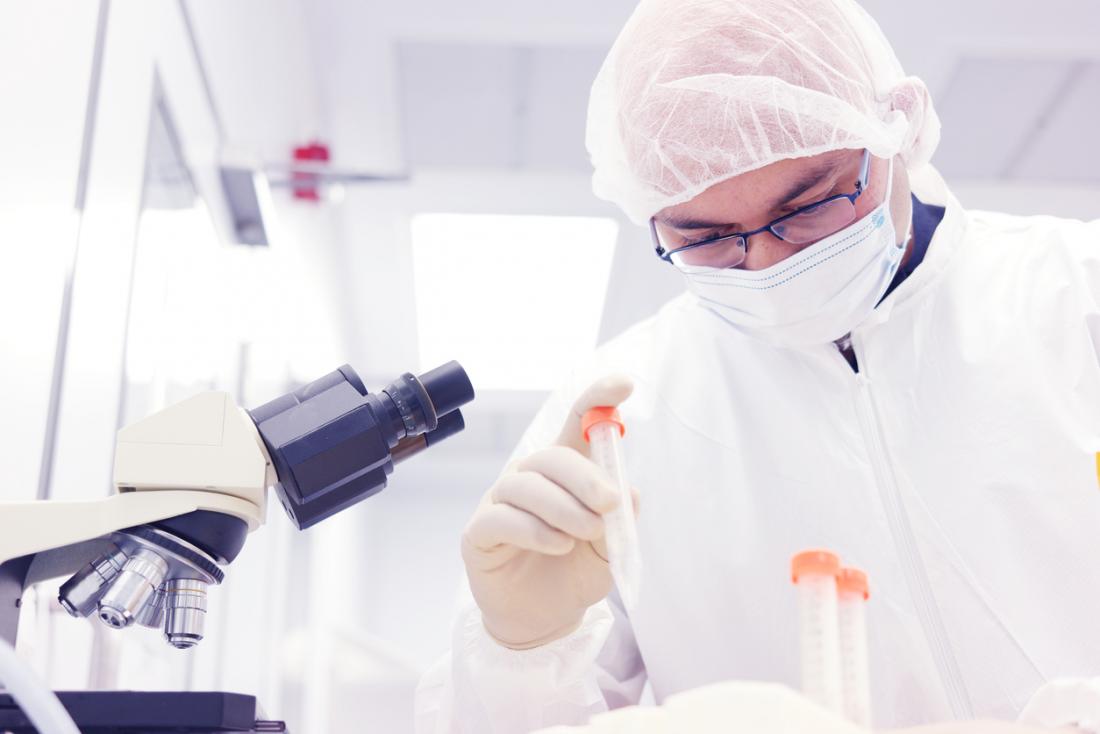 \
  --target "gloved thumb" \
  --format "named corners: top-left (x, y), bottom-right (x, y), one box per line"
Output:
top-left (554, 374), bottom-right (634, 455)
